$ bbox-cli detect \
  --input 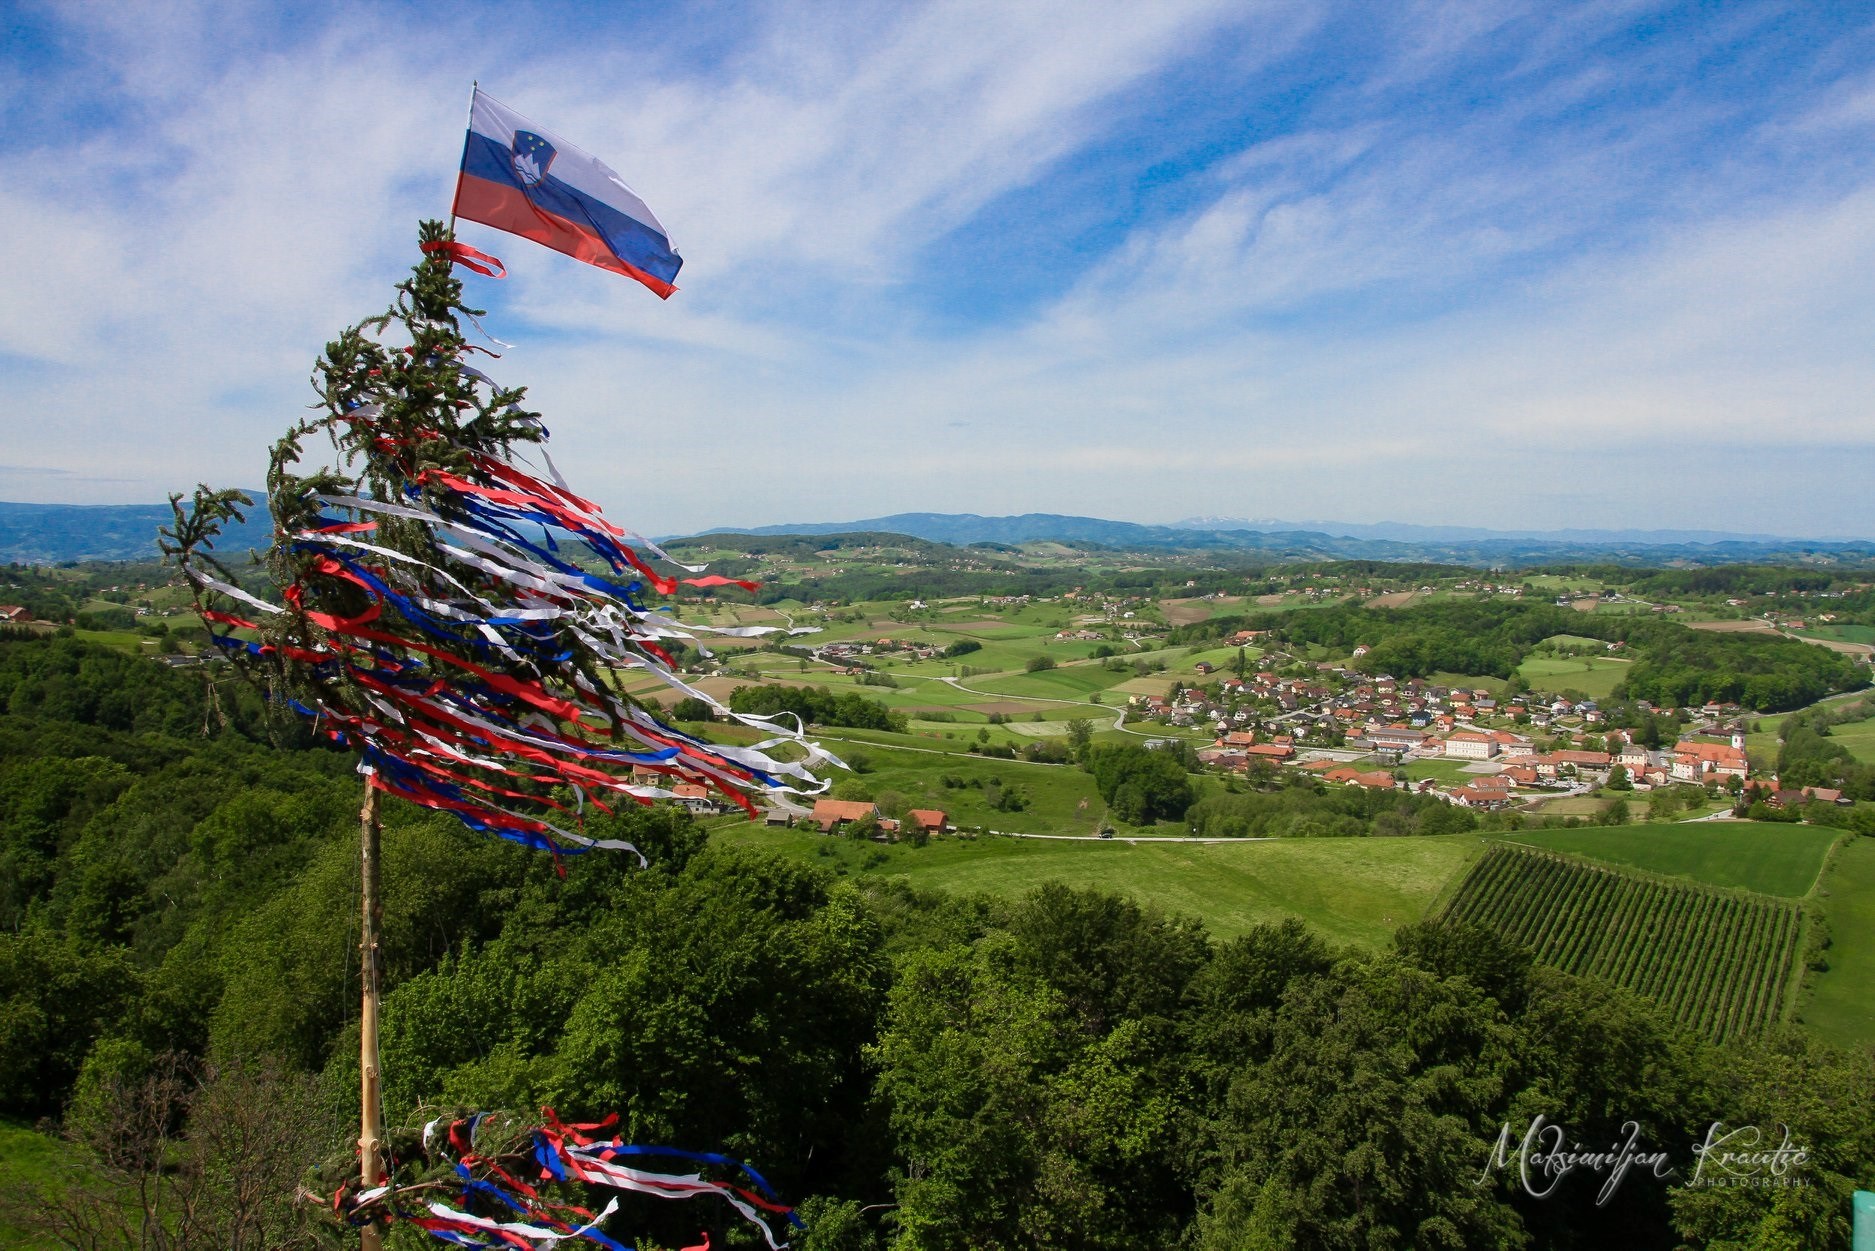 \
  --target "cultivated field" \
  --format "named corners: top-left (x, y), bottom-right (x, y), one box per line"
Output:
top-left (1443, 844), bottom-right (1802, 1040)
top-left (1161, 597), bottom-right (1245, 625)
